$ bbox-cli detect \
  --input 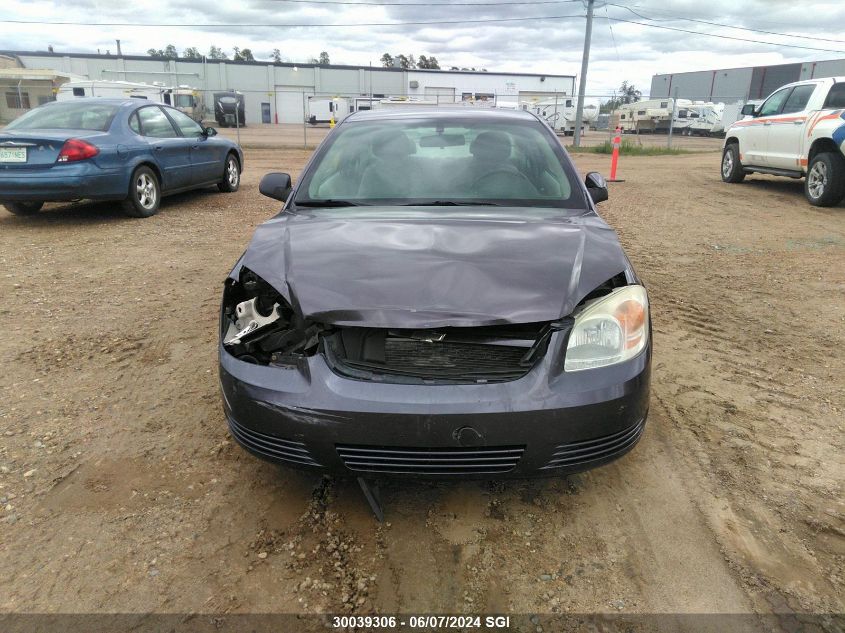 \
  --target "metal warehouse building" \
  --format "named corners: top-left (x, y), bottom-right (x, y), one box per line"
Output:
top-left (650, 57), bottom-right (845, 102)
top-left (1, 51), bottom-right (575, 125)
